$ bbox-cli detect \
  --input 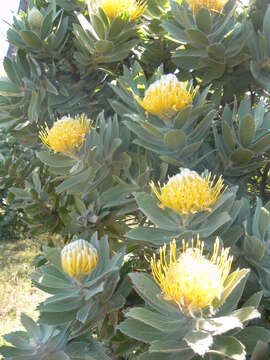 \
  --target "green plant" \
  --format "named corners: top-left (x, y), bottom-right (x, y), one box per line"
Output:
top-left (1, 0), bottom-right (270, 358)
